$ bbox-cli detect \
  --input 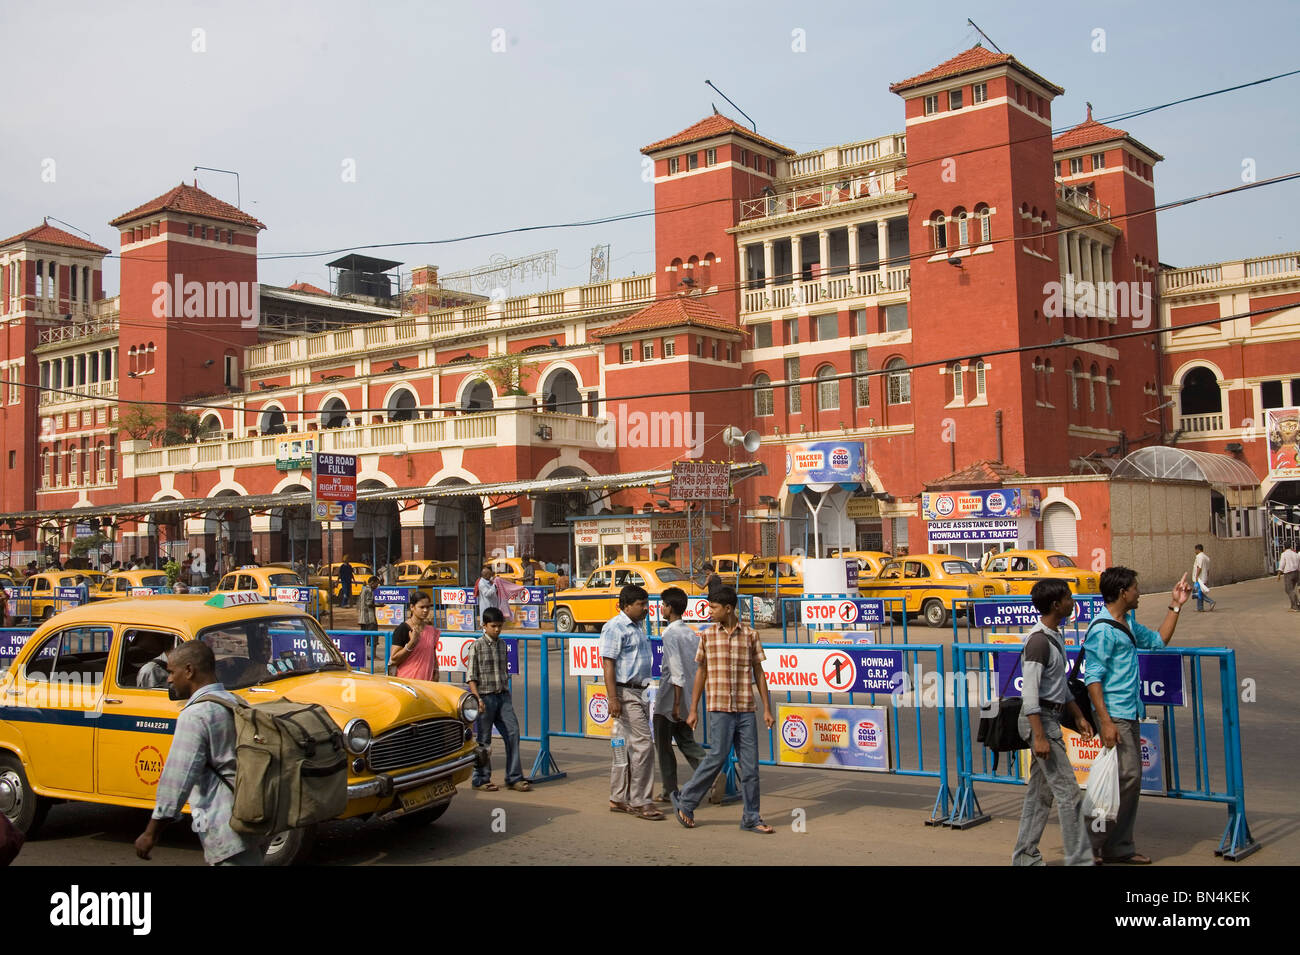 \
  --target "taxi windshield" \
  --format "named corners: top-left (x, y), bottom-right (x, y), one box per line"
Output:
top-left (942, 560), bottom-right (979, 575)
top-left (655, 567), bottom-right (689, 583)
top-left (141, 575), bottom-right (168, 588)
top-left (267, 573), bottom-right (304, 587)
top-left (197, 615), bottom-right (346, 689)
top-left (1047, 555), bottom-right (1077, 568)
